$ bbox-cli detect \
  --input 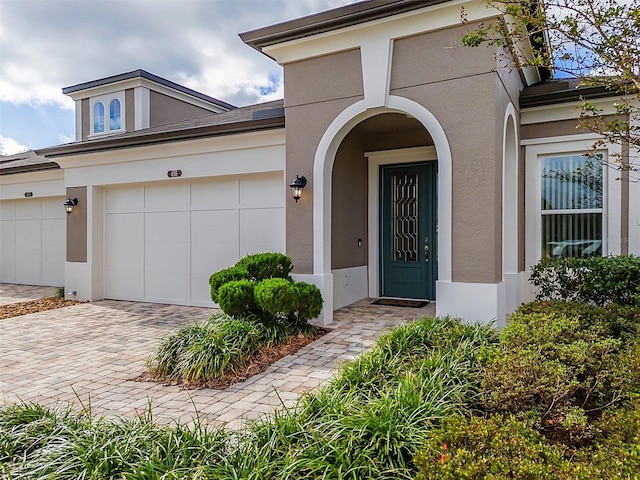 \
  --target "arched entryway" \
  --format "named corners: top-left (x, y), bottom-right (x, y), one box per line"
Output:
top-left (311, 96), bottom-right (452, 324)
